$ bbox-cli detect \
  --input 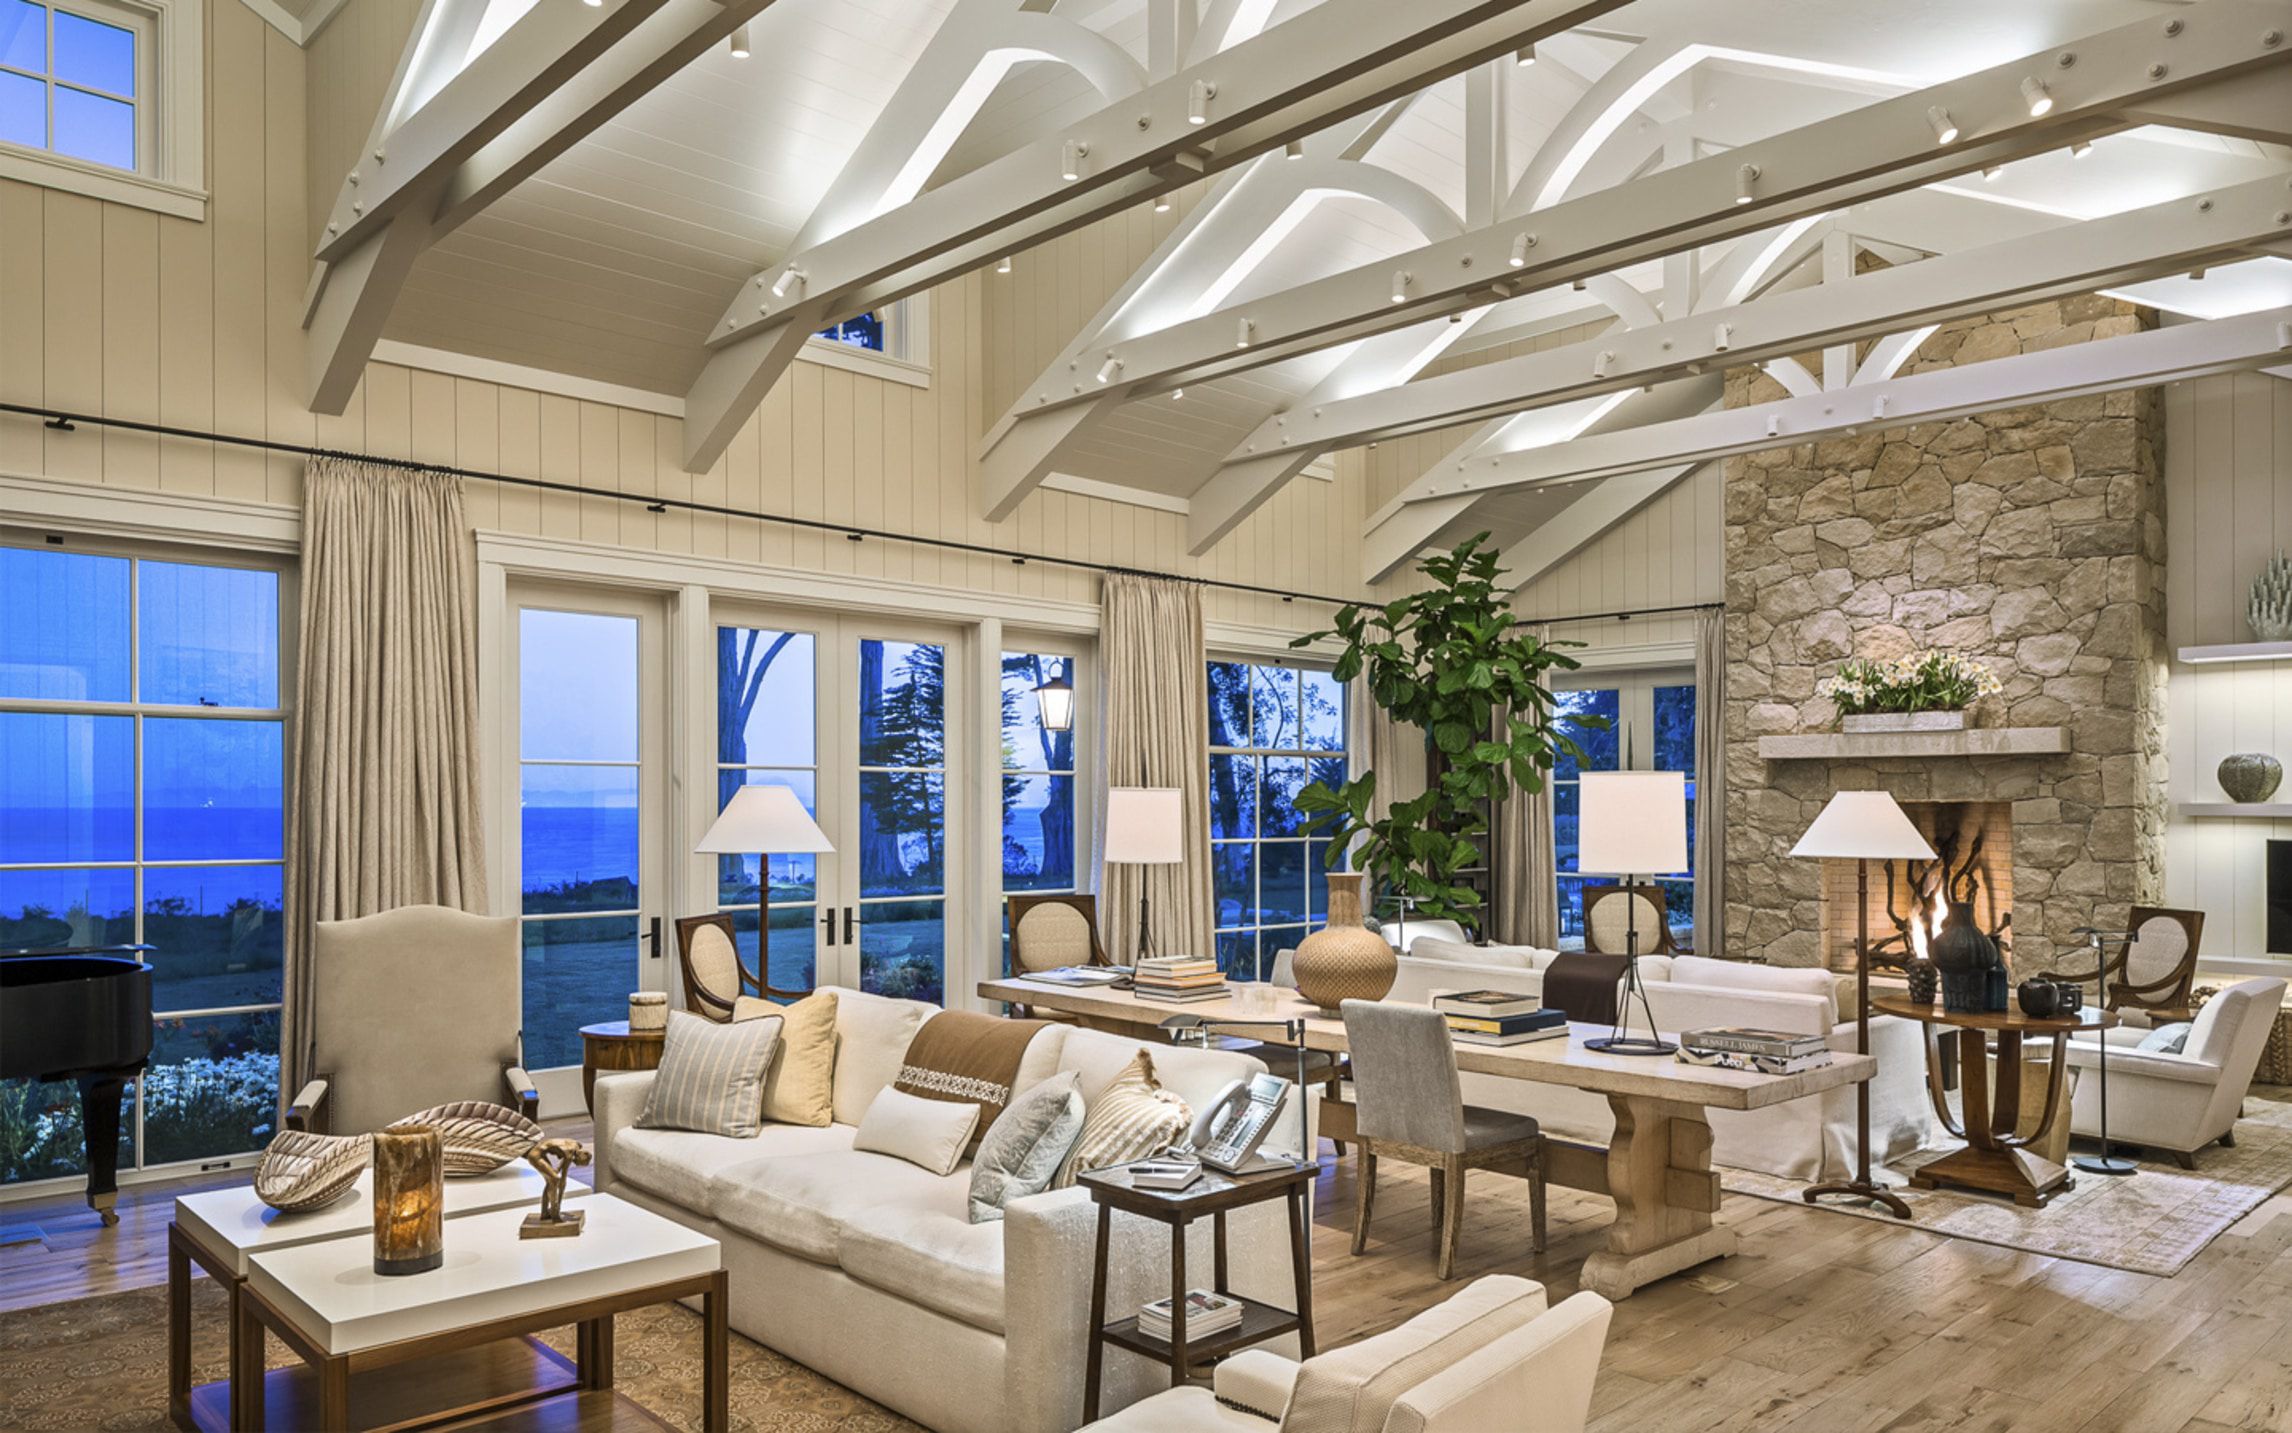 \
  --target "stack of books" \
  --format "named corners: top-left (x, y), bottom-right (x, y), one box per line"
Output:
top-left (1136, 1290), bottom-right (1244, 1343)
top-left (1126, 1157), bottom-right (1205, 1191)
top-left (1432, 990), bottom-right (1568, 1046)
top-left (1678, 1026), bottom-right (1834, 1074)
top-left (1132, 956), bottom-right (1227, 1003)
